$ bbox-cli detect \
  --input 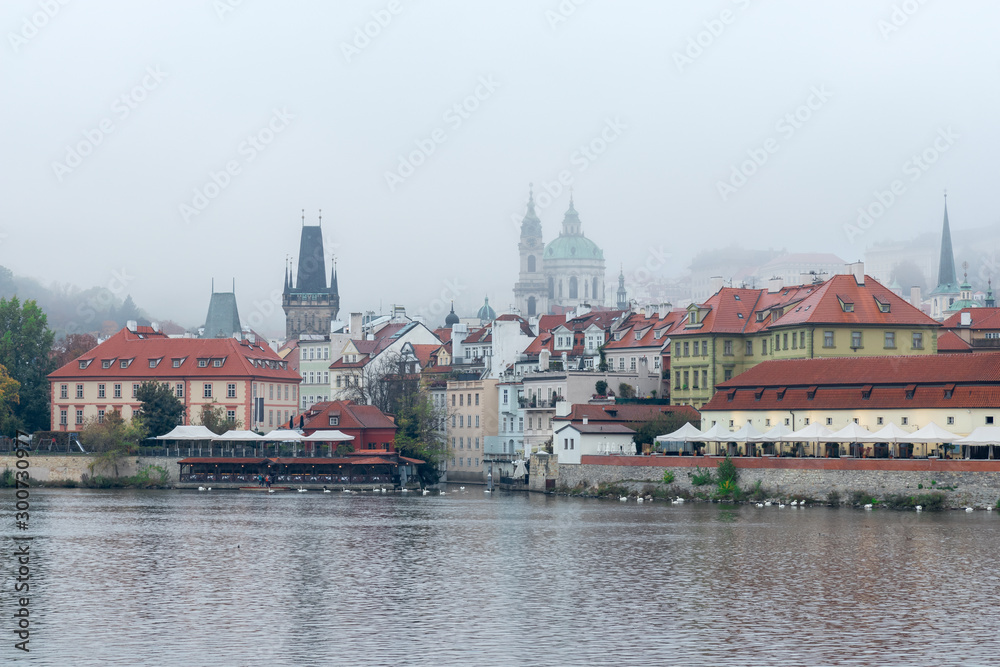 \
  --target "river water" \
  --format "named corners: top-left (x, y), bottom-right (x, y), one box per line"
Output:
top-left (4, 488), bottom-right (1000, 666)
